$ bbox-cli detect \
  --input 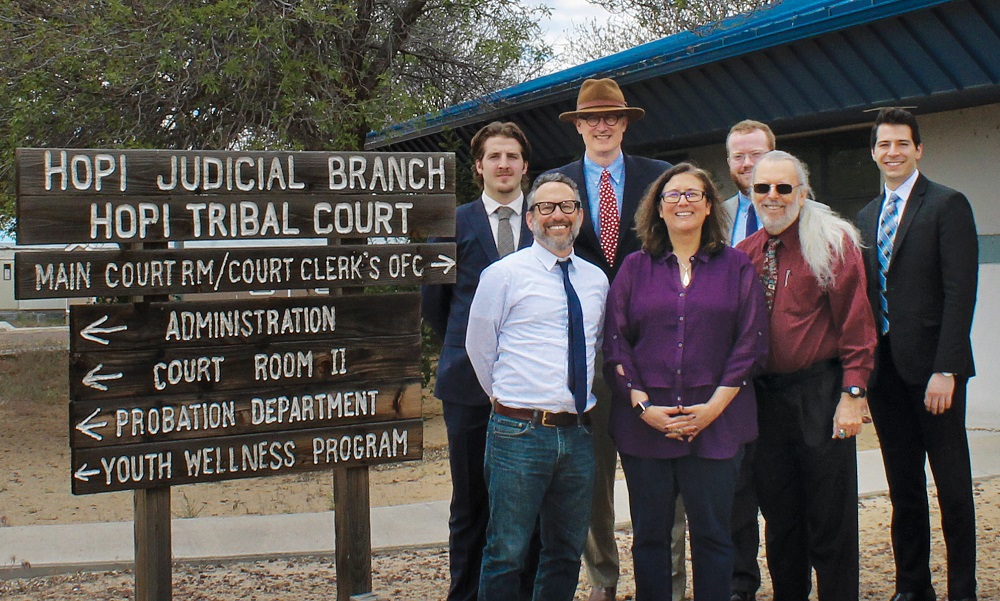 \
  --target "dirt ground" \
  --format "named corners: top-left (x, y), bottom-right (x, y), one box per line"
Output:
top-left (1, 327), bottom-right (998, 600)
